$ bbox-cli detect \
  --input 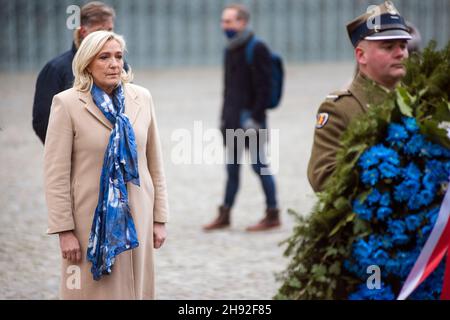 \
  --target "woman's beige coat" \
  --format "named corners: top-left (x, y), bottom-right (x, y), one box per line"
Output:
top-left (44, 83), bottom-right (169, 299)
